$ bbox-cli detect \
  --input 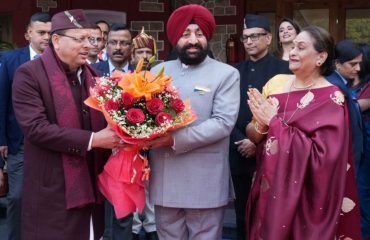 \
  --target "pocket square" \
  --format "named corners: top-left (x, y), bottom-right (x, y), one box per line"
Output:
top-left (194, 85), bottom-right (211, 95)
